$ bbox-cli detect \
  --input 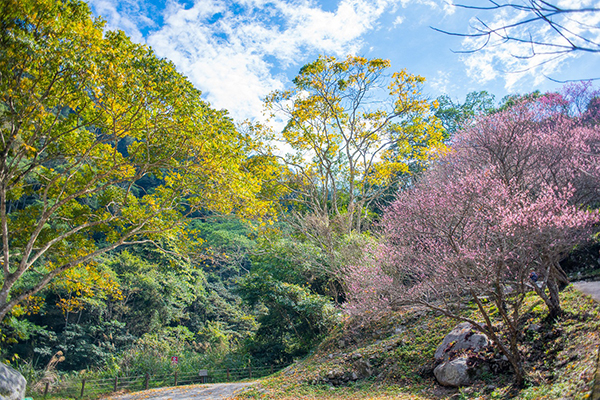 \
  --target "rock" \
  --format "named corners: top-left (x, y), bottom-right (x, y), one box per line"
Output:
top-left (354, 359), bottom-right (373, 378)
top-left (433, 322), bottom-right (493, 387)
top-left (0, 363), bottom-right (27, 400)
top-left (434, 322), bottom-right (490, 362)
top-left (433, 357), bottom-right (471, 387)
